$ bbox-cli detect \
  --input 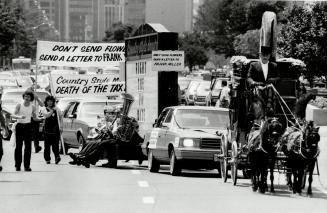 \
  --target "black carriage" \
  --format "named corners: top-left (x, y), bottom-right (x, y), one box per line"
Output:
top-left (215, 56), bottom-right (303, 186)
